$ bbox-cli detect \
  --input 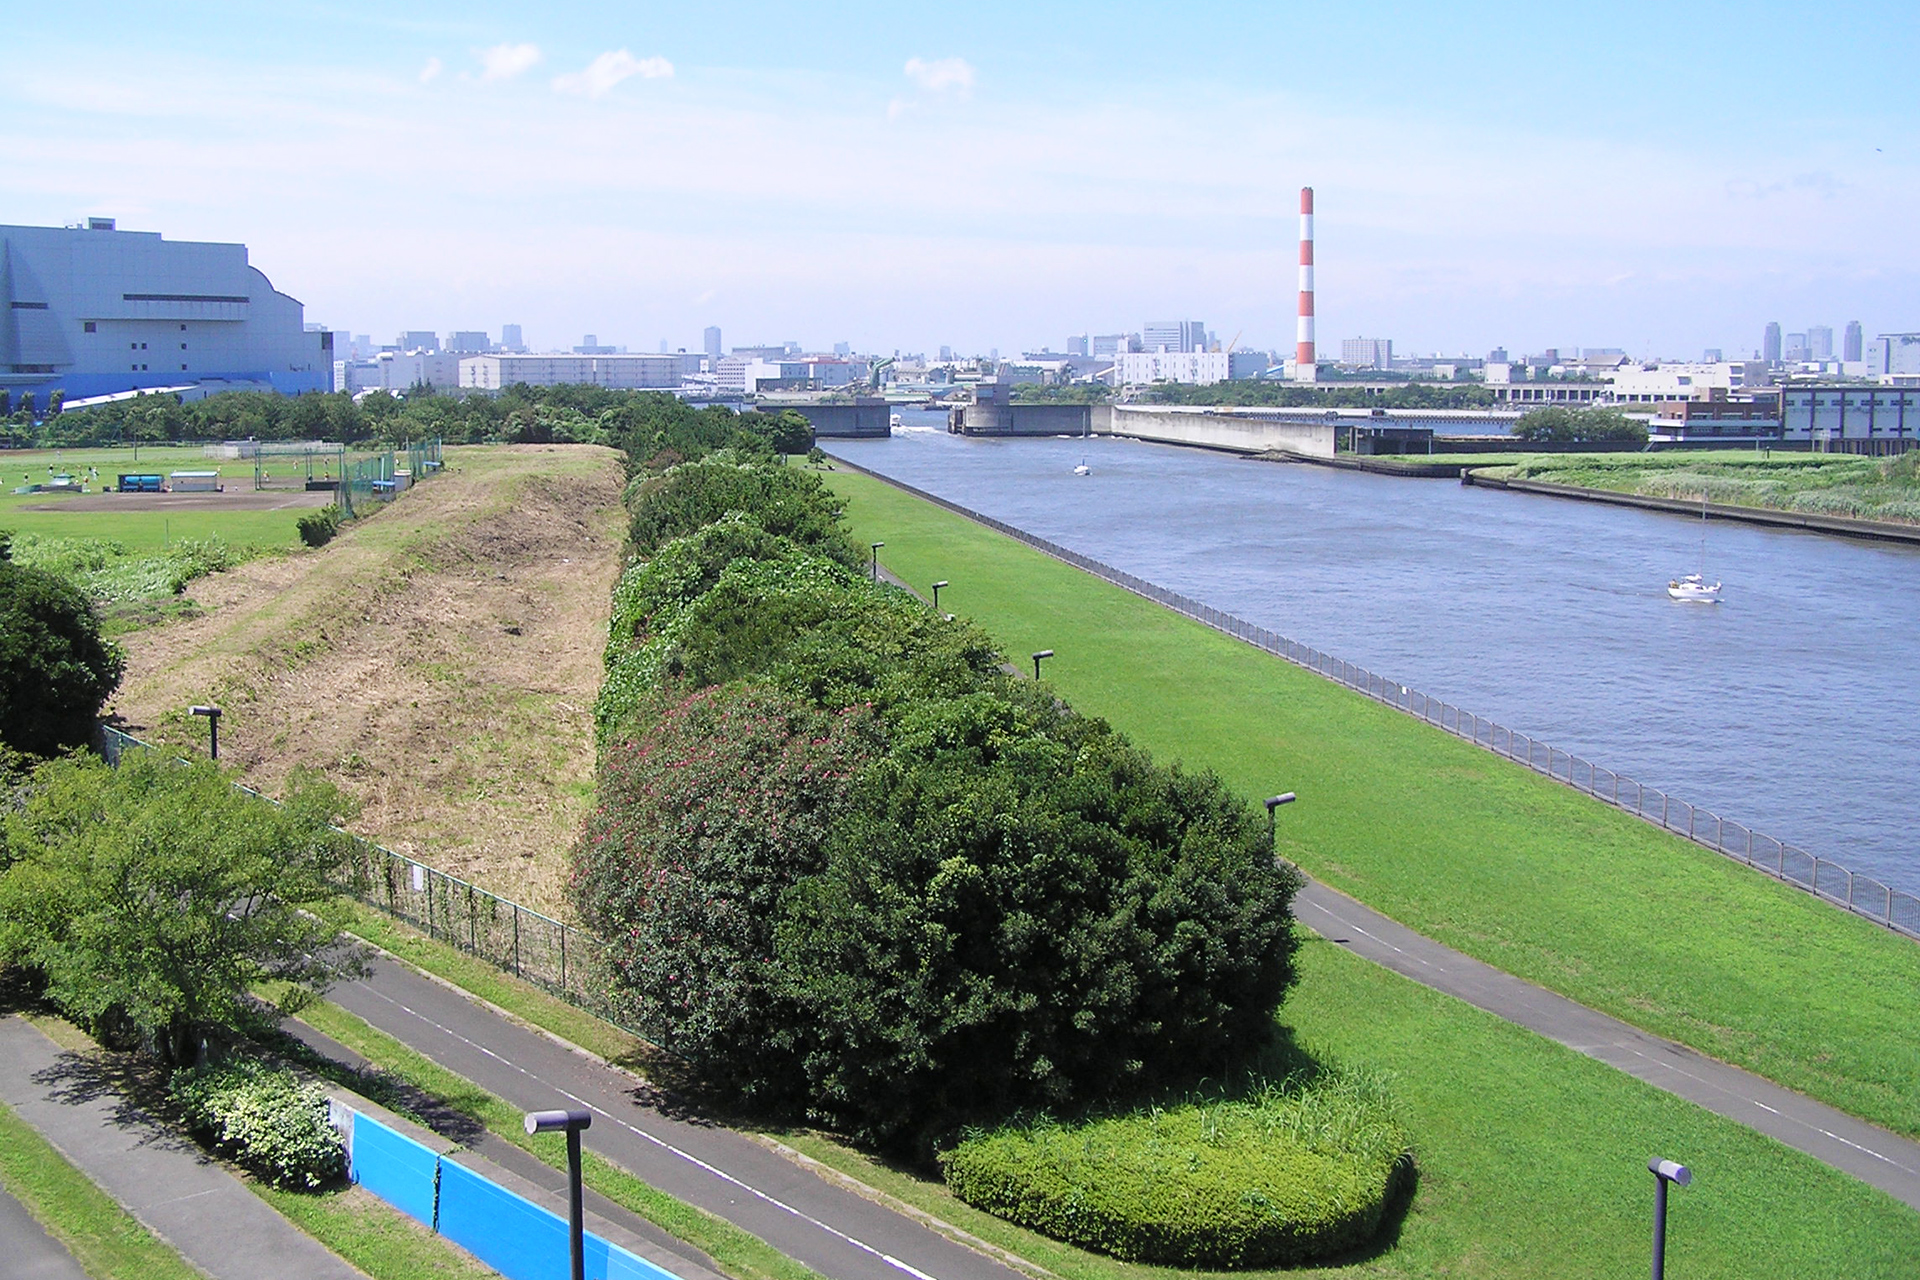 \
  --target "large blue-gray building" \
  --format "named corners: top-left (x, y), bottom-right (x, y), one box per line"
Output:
top-left (0, 217), bottom-right (330, 403)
